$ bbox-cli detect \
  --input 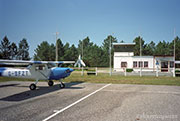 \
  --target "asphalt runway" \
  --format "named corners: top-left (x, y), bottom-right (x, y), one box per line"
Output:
top-left (0, 81), bottom-right (180, 121)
